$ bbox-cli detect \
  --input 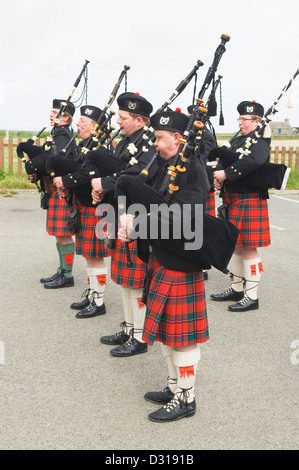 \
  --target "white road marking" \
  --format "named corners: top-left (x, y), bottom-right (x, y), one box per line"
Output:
top-left (270, 224), bottom-right (285, 231)
top-left (272, 195), bottom-right (299, 204)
